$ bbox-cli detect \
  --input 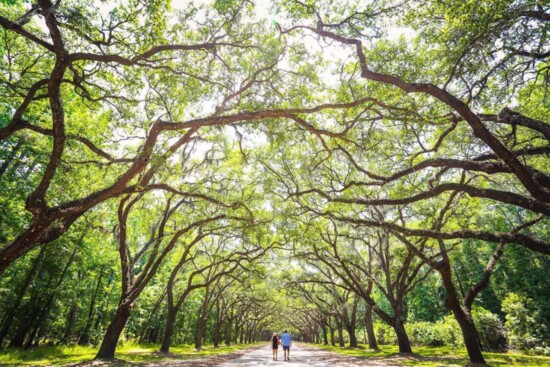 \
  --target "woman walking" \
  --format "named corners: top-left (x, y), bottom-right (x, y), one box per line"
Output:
top-left (271, 332), bottom-right (280, 361)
